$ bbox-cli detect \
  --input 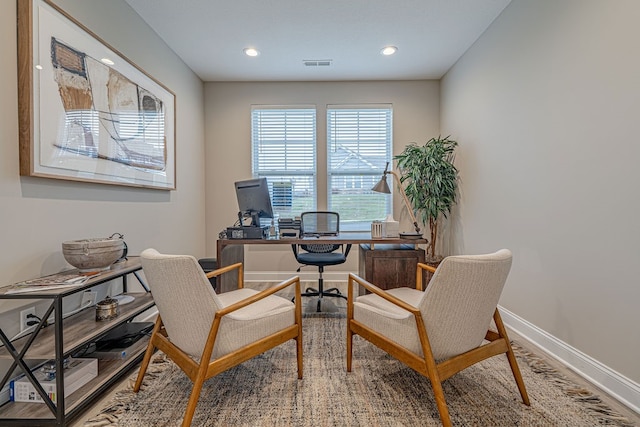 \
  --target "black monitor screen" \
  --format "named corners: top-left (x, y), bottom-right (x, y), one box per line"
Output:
top-left (234, 178), bottom-right (274, 226)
